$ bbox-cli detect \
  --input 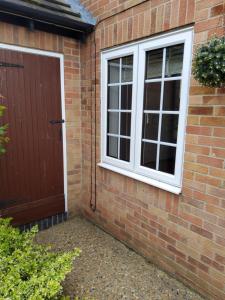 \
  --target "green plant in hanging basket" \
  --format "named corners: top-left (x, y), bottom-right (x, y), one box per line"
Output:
top-left (192, 36), bottom-right (225, 88)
